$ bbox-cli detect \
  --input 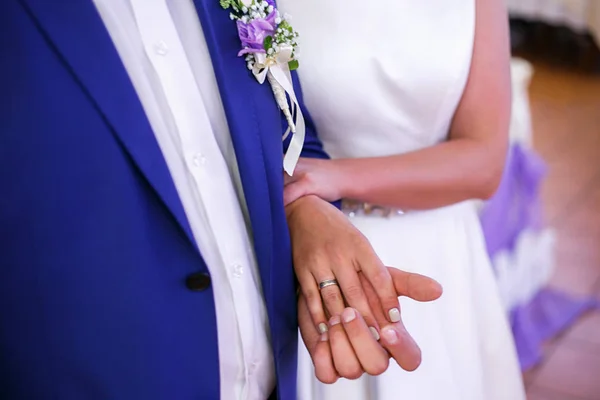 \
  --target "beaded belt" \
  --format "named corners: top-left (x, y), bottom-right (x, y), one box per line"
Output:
top-left (341, 199), bottom-right (405, 218)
